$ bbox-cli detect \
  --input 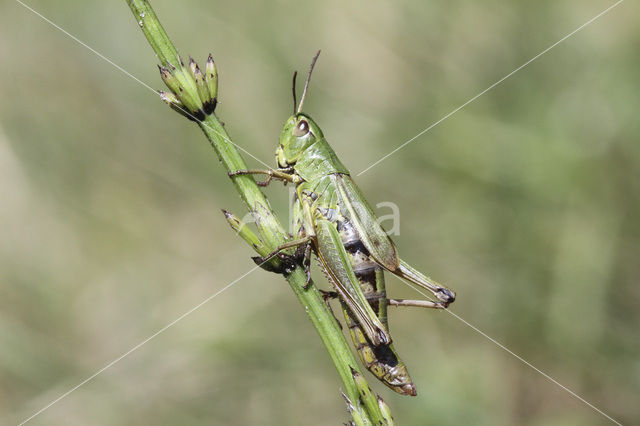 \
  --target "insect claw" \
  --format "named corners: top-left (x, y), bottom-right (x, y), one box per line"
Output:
top-left (303, 277), bottom-right (313, 290)
top-left (257, 176), bottom-right (272, 187)
top-left (437, 288), bottom-right (456, 305)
